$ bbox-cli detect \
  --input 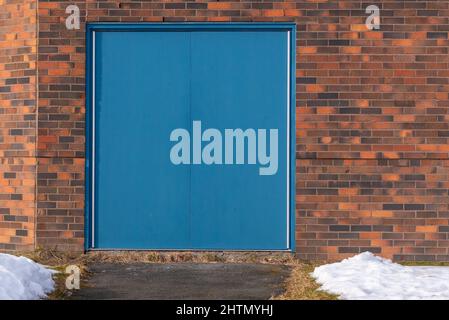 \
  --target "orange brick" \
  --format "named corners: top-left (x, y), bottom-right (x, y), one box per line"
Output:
top-left (262, 9), bottom-right (284, 17)
top-left (372, 211), bottom-right (394, 218)
top-left (351, 24), bottom-right (368, 31)
top-left (284, 9), bottom-right (301, 17)
top-left (207, 2), bottom-right (233, 10)
top-left (306, 84), bottom-right (325, 93)
top-left (360, 232), bottom-right (382, 240)
top-left (338, 188), bottom-right (358, 196)
top-left (416, 226), bottom-right (438, 233)
top-left (392, 39), bottom-right (415, 46)
top-left (382, 174), bottom-right (400, 181)
top-left (341, 46), bottom-right (361, 54)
